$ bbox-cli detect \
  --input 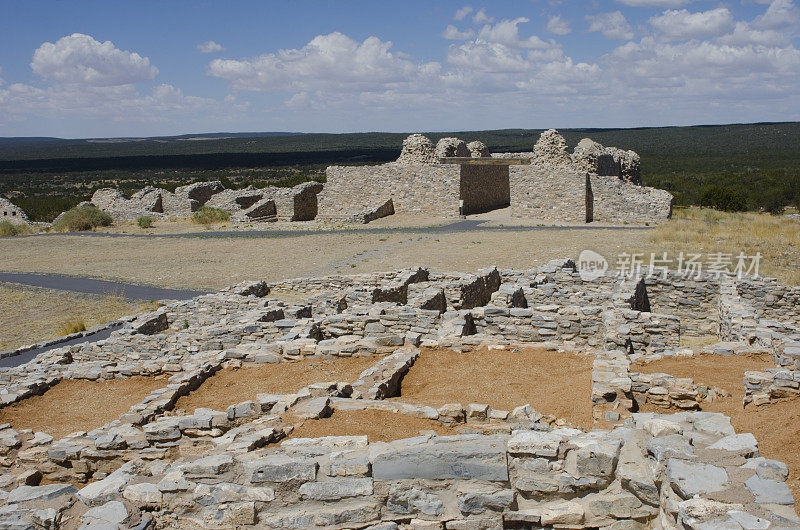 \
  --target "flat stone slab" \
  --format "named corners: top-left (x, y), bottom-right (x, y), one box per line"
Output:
top-left (745, 476), bottom-right (795, 505)
top-left (666, 459), bottom-right (728, 498)
top-left (372, 436), bottom-right (508, 481)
